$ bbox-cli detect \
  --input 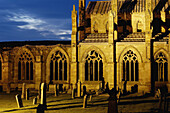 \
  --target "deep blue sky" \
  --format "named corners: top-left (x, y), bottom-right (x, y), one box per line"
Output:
top-left (0, 0), bottom-right (104, 42)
